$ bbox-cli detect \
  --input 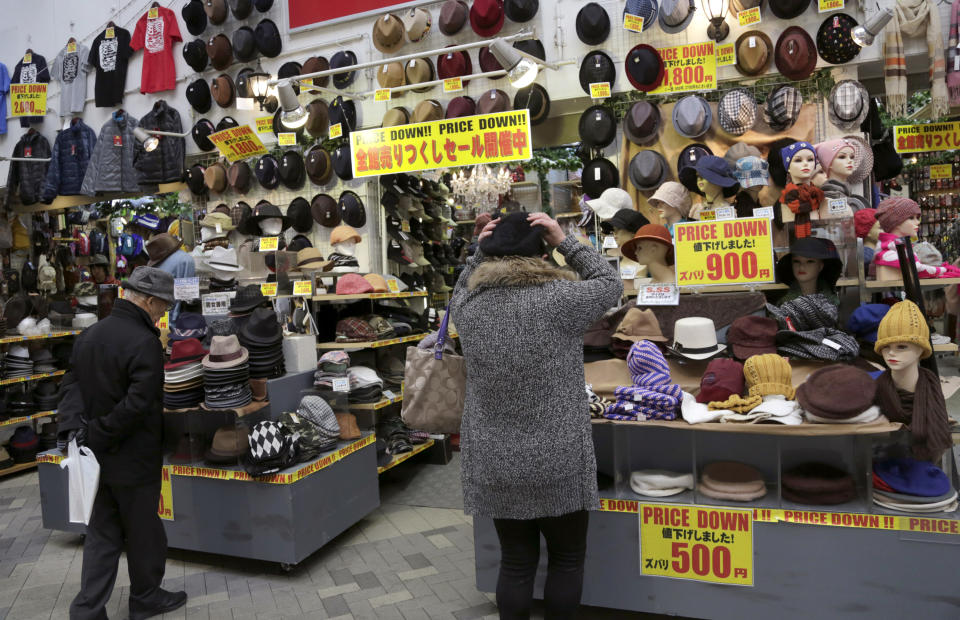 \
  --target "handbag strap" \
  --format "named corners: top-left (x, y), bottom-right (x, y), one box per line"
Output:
top-left (434, 305), bottom-right (452, 361)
